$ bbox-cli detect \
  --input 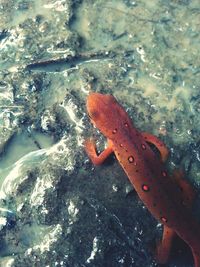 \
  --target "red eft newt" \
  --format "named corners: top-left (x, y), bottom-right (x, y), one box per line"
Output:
top-left (84, 92), bottom-right (200, 267)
